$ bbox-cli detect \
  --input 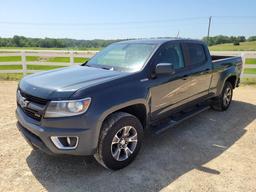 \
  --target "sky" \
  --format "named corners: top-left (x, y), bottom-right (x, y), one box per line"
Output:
top-left (0, 0), bottom-right (256, 40)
